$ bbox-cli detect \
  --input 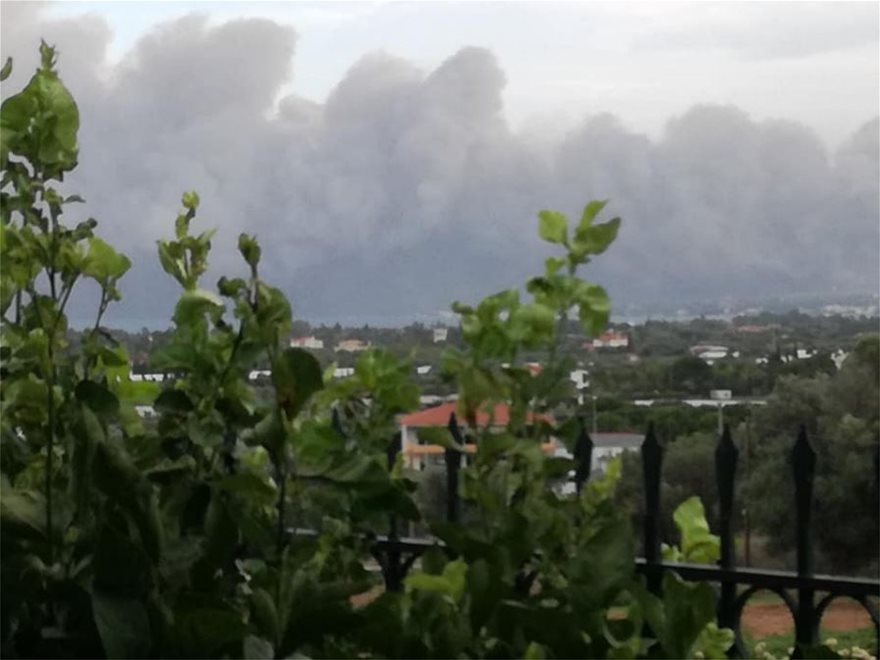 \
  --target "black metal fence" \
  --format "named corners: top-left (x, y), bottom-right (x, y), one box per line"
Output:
top-left (323, 410), bottom-right (880, 658)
